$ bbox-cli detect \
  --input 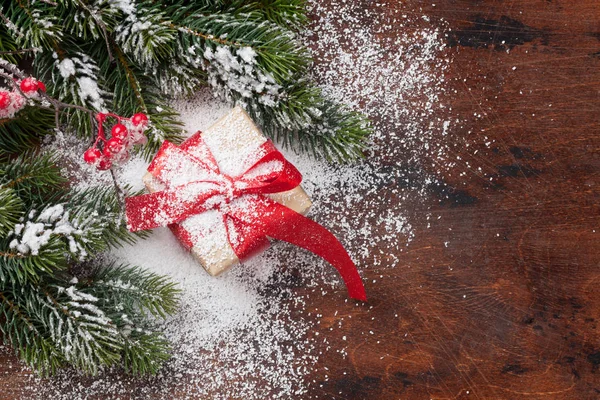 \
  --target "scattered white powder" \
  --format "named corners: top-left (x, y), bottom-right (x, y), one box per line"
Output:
top-left (20, 2), bottom-right (452, 398)
top-left (8, 204), bottom-right (87, 259)
top-left (57, 58), bottom-right (76, 79)
top-left (304, 1), bottom-right (452, 167)
top-left (237, 47), bottom-right (258, 65)
top-left (204, 46), bottom-right (282, 106)
top-left (53, 54), bottom-right (107, 111)
top-left (109, 0), bottom-right (135, 16)
top-left (76, 76), bottom-right (104, 112)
